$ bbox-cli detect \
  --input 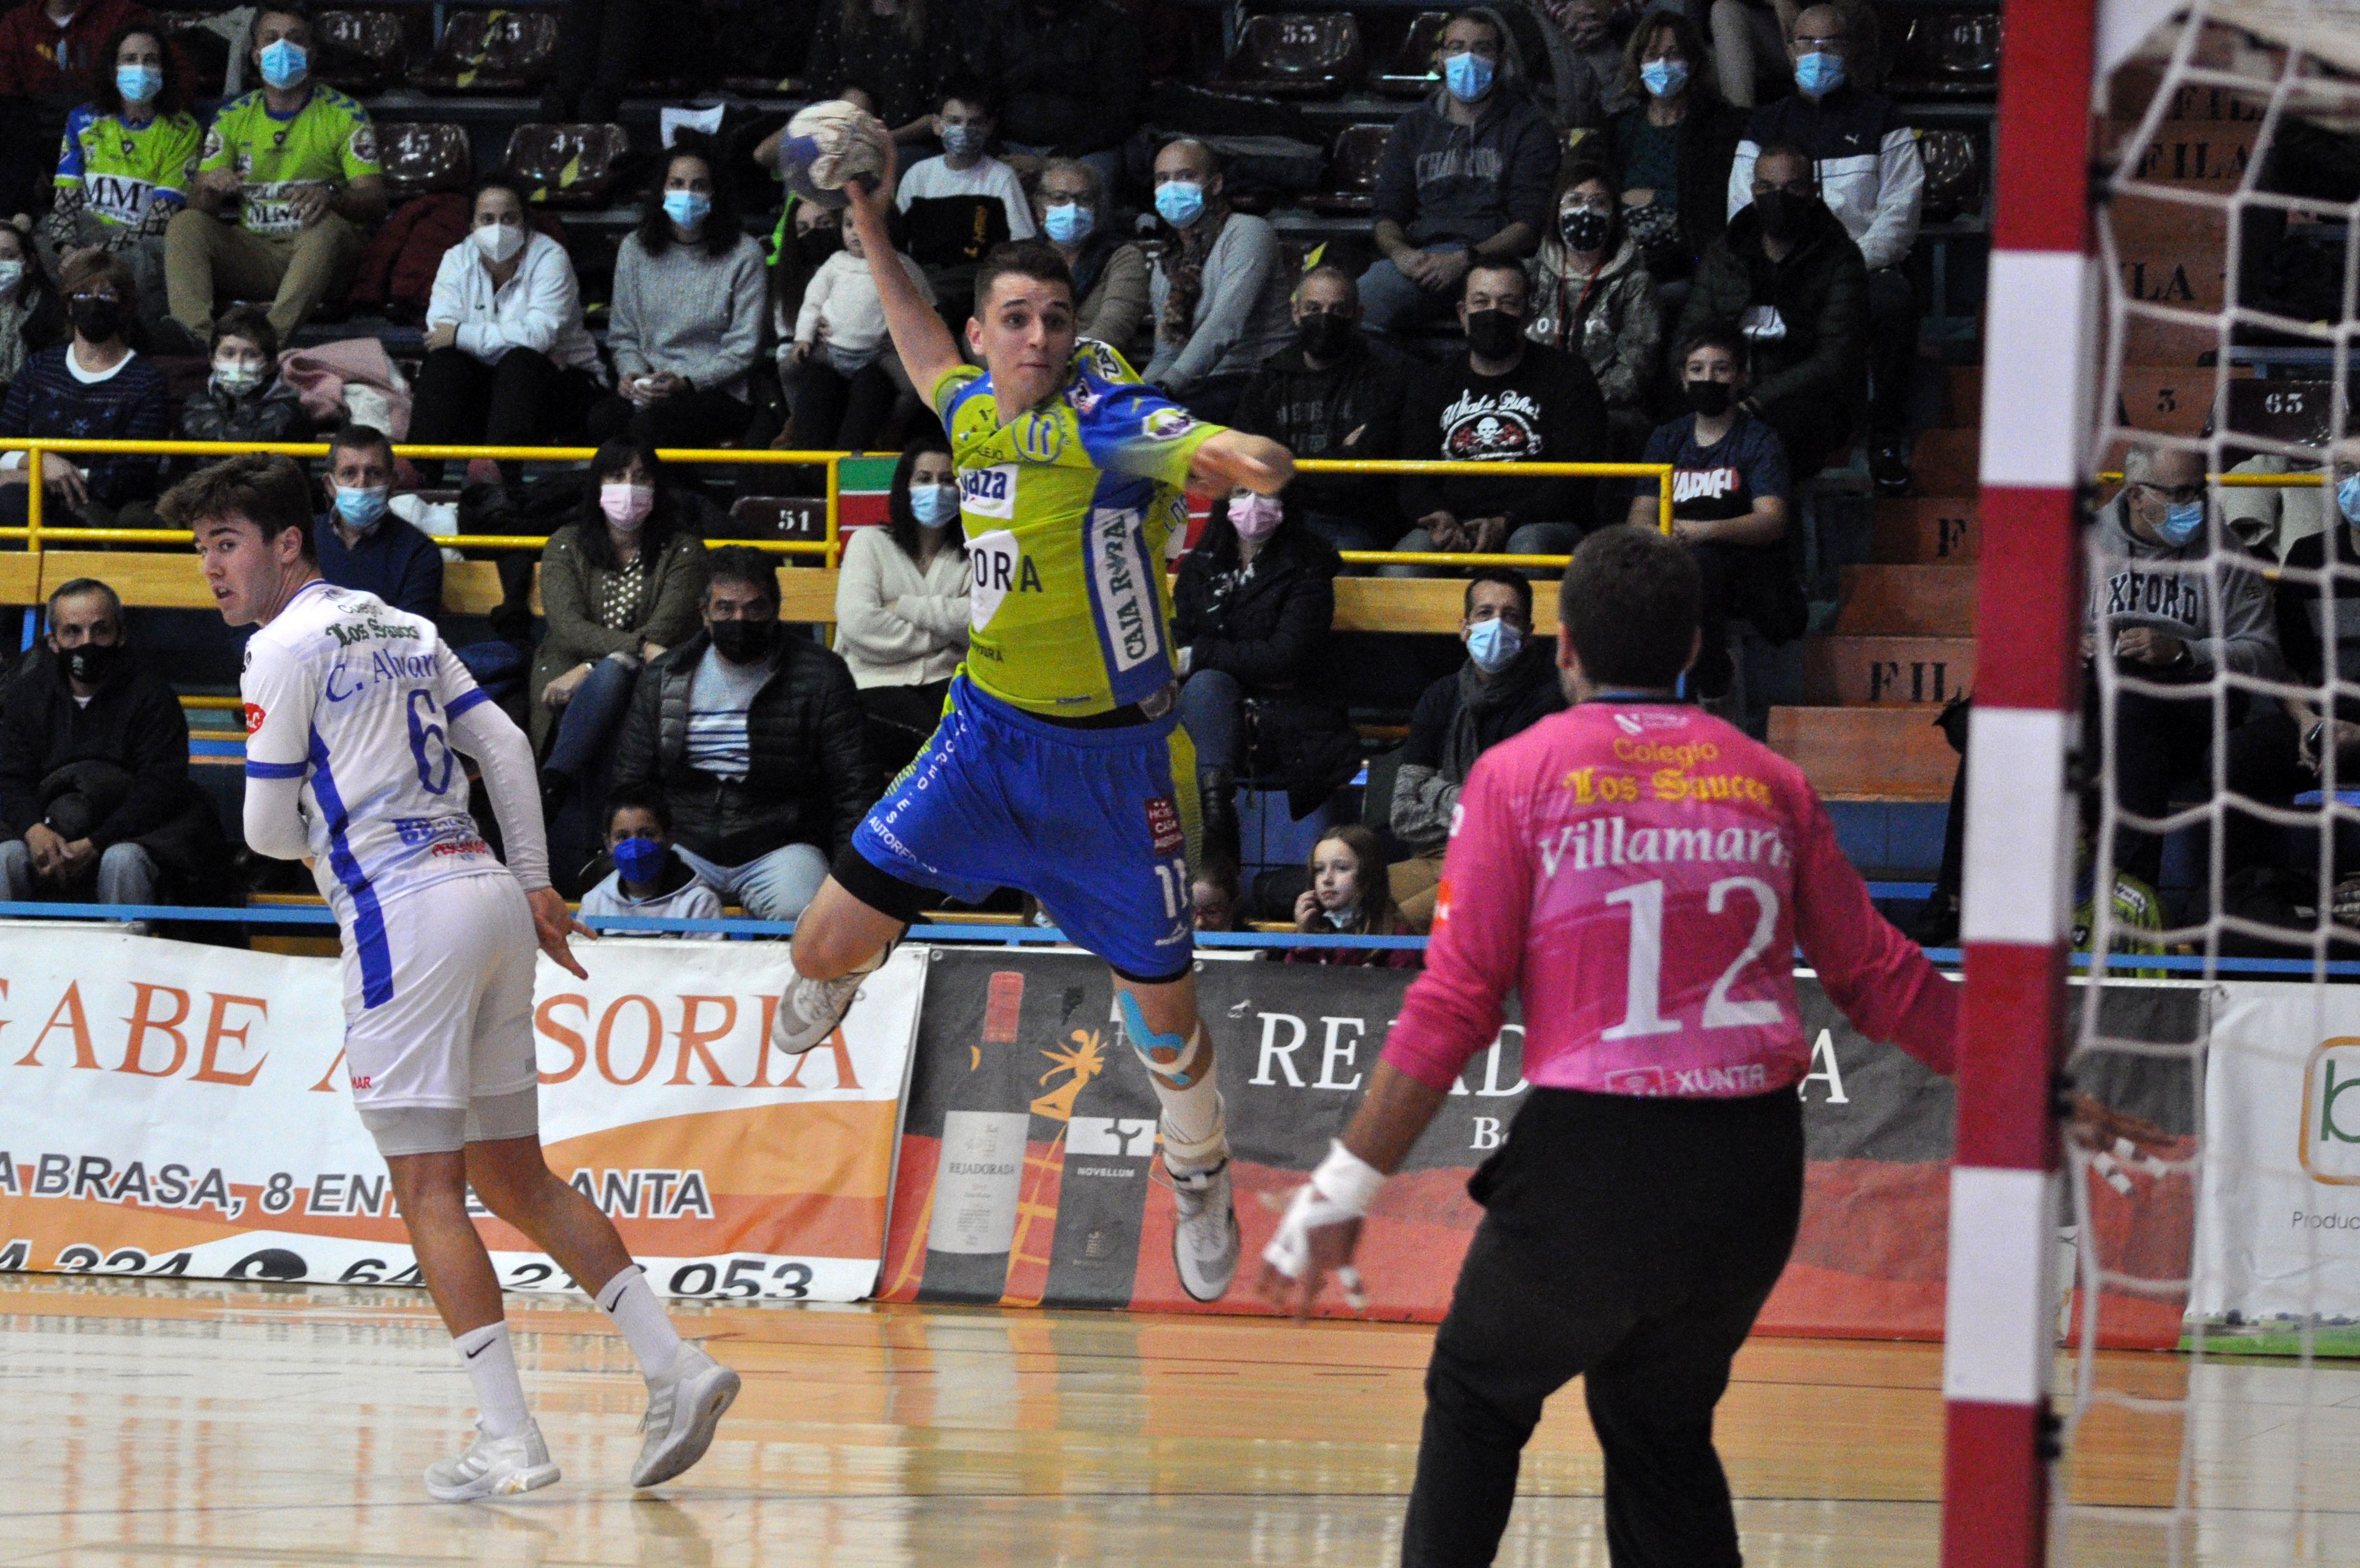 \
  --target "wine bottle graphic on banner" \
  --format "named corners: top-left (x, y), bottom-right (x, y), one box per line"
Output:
top-left (919, 969), bottom-right (1029, 1303)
